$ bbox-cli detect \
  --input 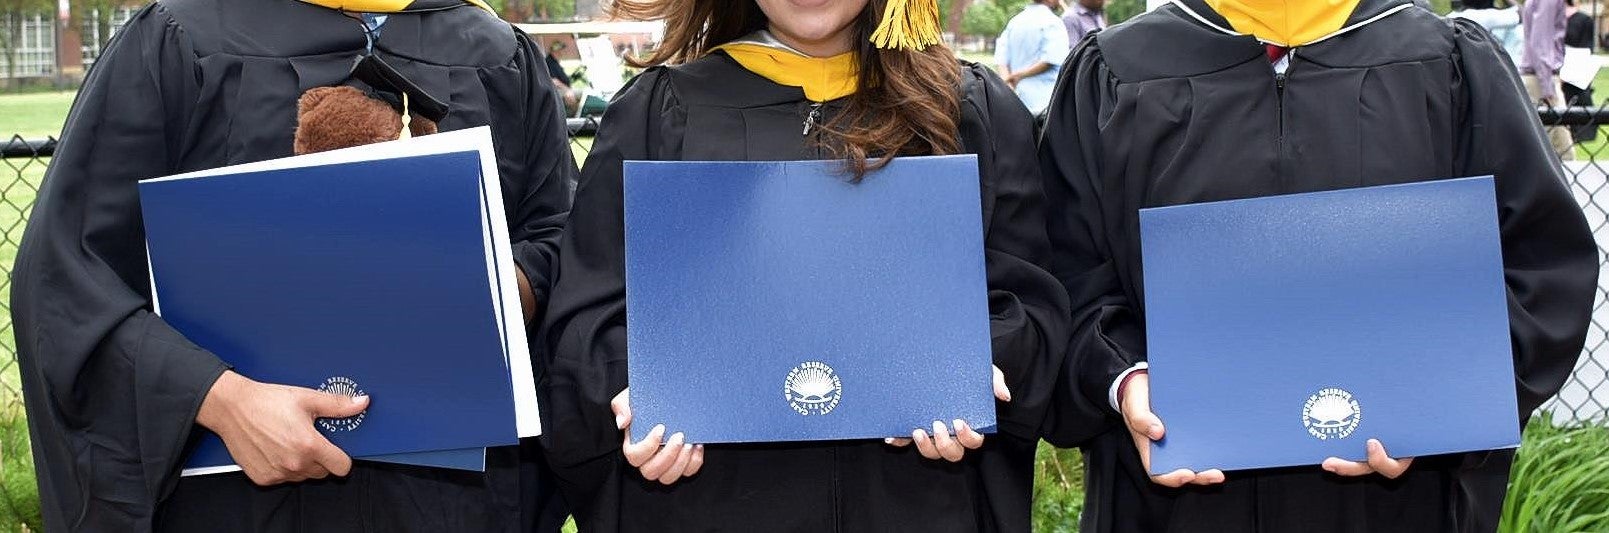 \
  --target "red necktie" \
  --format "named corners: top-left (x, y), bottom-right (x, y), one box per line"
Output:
top-left (1266, 44), bottom-right (1289, 64)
